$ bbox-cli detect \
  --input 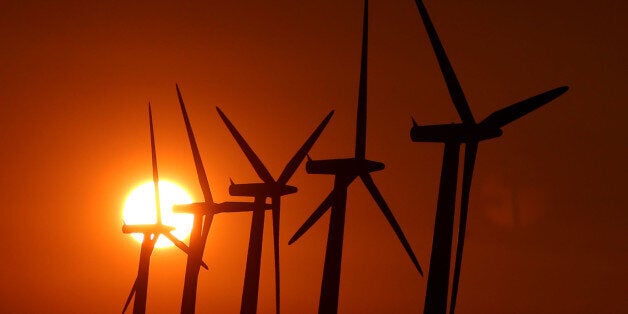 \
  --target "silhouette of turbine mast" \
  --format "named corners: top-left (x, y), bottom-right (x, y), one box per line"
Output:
top-left (216, 107), bottom-right (334, 314)
top-left (409, 1), bottom-right (568, 314)
top-left (289, 1), bottom-right (423, 313)
top-left (171, 85), bottom-right (264, 314)
top-left (121, 104), bottom-right (208, 314)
